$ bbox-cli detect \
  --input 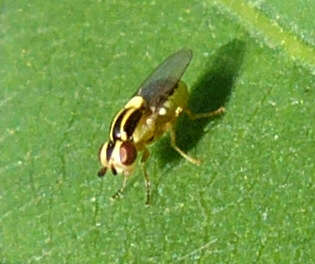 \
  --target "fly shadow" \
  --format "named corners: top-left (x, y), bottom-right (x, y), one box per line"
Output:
top-left (156, 39), bottom-right (246, 168)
